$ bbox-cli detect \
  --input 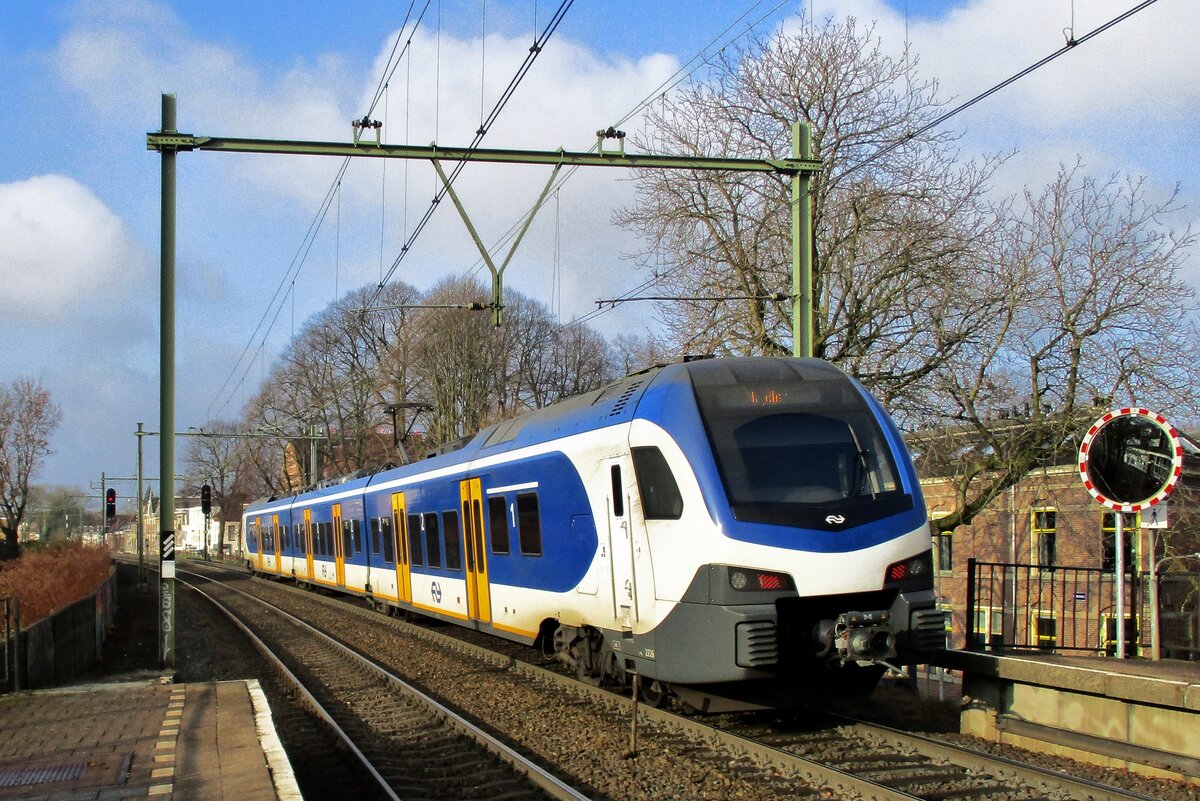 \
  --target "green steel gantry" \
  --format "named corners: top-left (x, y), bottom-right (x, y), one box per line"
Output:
top-left (148, 93), bottom-right (820, 666)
